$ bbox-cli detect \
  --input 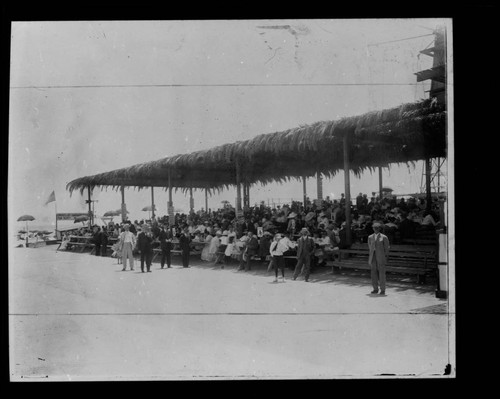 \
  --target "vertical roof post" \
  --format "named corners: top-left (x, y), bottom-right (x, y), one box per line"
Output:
top-left (343, 134), bottom-right (352, 245)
